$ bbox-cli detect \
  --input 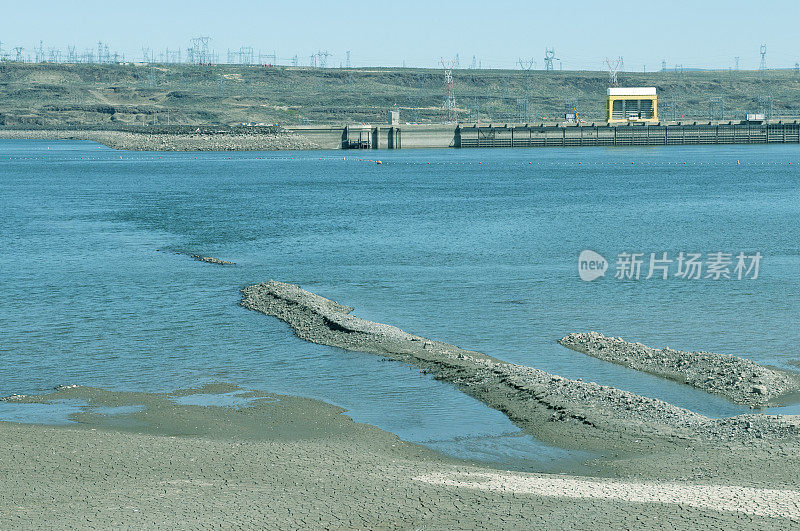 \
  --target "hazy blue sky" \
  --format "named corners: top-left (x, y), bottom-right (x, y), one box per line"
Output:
top-left (1, 0), bottom-right (798, 70)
